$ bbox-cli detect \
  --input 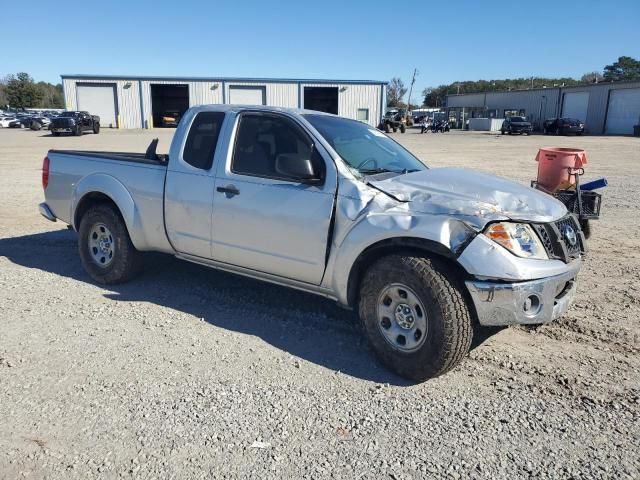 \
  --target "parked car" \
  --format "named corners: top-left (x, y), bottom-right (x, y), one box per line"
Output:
top-left (501, 116), bottom-right (533, 135)
top-left (49, 111), bottom-right (100, 136)
top-left (543, 118), bottom-right (585, 136)
top-left (39, 105), bottom-right (584, 382)
top-left (0, 117), bottom-right (17, 128)
top-left (8, 118), bottom-right (25, 128)
top-left (161, 110), bottom-right (182, 127)
top-left (29, 116), bottom-right (52, 130)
